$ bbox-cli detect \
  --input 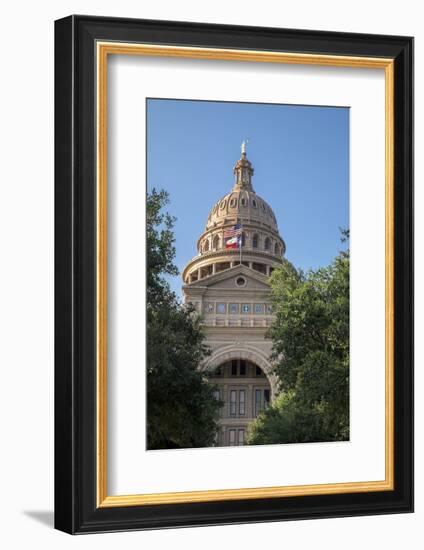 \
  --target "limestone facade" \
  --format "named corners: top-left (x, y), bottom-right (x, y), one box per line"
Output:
top-left (182, 145), bottom-right (285, 447)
